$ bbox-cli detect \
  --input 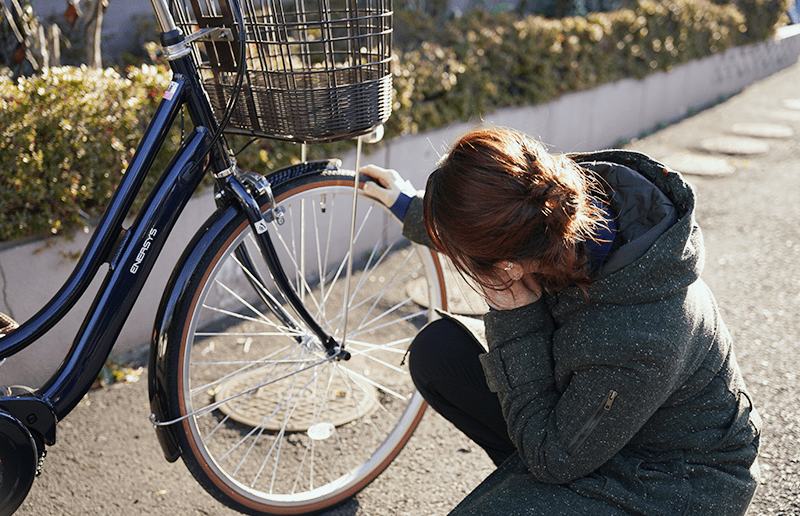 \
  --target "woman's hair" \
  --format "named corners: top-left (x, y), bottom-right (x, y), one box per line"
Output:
top-left (423, 128), bottom-right (605, 293)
